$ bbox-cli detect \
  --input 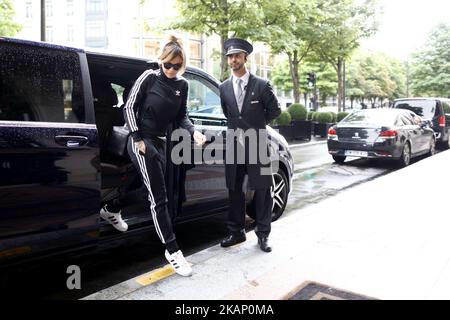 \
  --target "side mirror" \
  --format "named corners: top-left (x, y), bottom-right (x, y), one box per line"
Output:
top-left (420, 120), bottom-right (432, 128)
